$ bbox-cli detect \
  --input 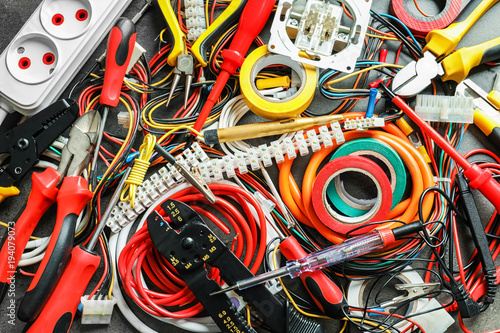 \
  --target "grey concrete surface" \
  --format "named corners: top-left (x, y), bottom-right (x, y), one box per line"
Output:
top-left (1, 0), bottom-right (500, 332)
